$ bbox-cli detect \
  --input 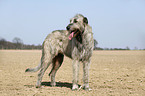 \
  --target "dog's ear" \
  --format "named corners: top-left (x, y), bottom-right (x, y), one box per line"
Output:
top-left (83, 17), bottom-right (88, 24)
